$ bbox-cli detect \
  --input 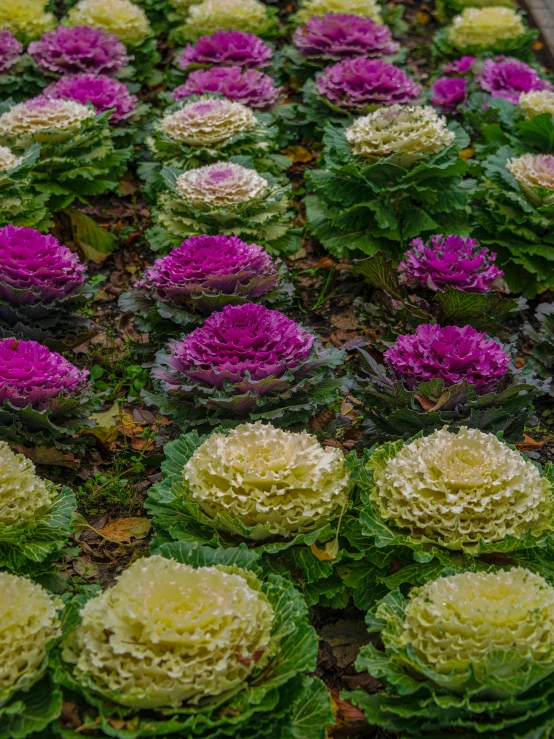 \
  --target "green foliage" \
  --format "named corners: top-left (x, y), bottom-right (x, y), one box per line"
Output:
top-left (0, 145), bottom-right (50, 231)
top-left (0, 55), bottom-right (47, 102)
top-left (524, 302), bottom-right (554, 379)
top-left (148, 167), bottom-right (301, 256)
top-left (473, 146), bottom-right (554, 297)
top-left (0, 485), bottom-right (76, 576)
top-left (0, 676), bottom-right (62, 739)
top-left (305, 122), bottom-right (473, 259)
top-left (52, 544), bottom-right (333, 738)
top-left (0, 105), bottom-right (132, 212)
